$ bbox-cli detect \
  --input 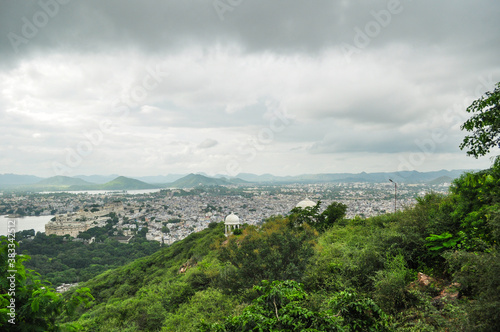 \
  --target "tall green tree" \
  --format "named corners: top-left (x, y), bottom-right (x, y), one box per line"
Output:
top-left (290, 201), bottom-right (347, 232)
top-left (320, 202), bottom-right (348, 232)
top-left (460, 81), bottom-right (500, 158)
top-left (289, 201), bottom-right (324, 228)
